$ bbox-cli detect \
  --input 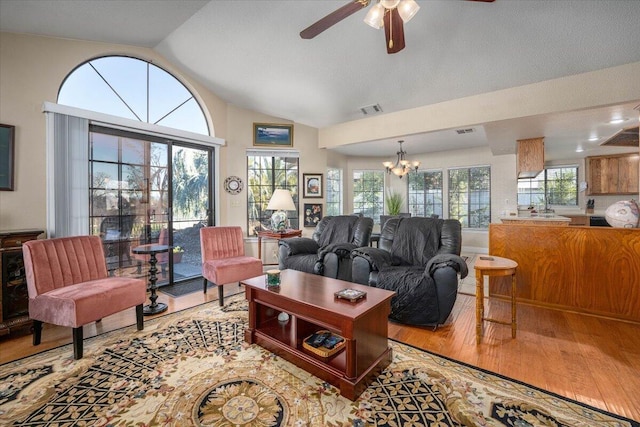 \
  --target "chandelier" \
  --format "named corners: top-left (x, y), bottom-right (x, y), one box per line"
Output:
top-left (382, 140), bottom-right (420, 178)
